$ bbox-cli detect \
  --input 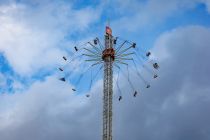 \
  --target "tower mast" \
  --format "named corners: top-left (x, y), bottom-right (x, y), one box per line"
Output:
top-left (58, 23), bottom-right (159, 140)
top-left (102, 26), bottom-right (114, 140)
